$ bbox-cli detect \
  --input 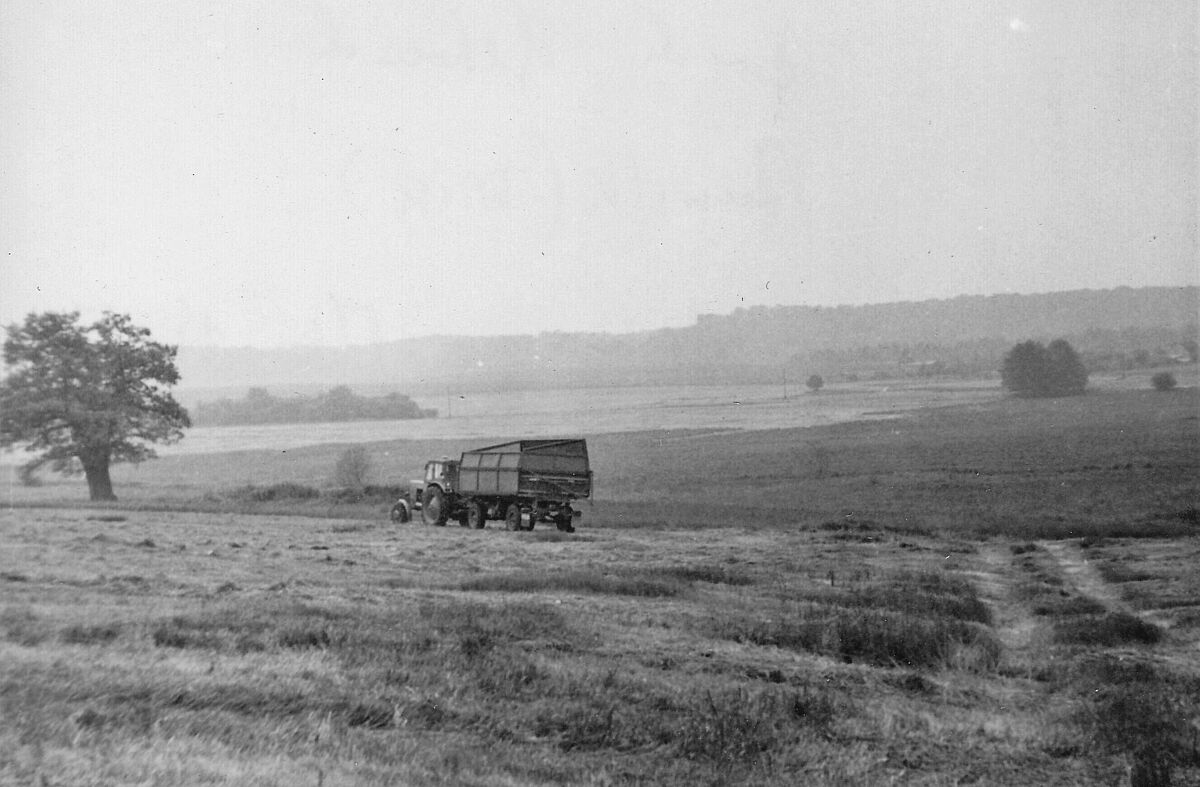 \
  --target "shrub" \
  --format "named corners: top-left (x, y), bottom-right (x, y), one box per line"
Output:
top-left (1151, 371), bottom-right (1177, 391)
top-left (1001, 339), bottom-right (1088, 397)
top-left (364, 484), bottom-right (404, 499)
top-left (806, 374), bottom-right (824, 392)
top-left (231, 483), bottom-right (320, 502)
top-left (335, 446), bottom-right (372, 490)
top-left (328, 483), bottom-right (402, 505)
